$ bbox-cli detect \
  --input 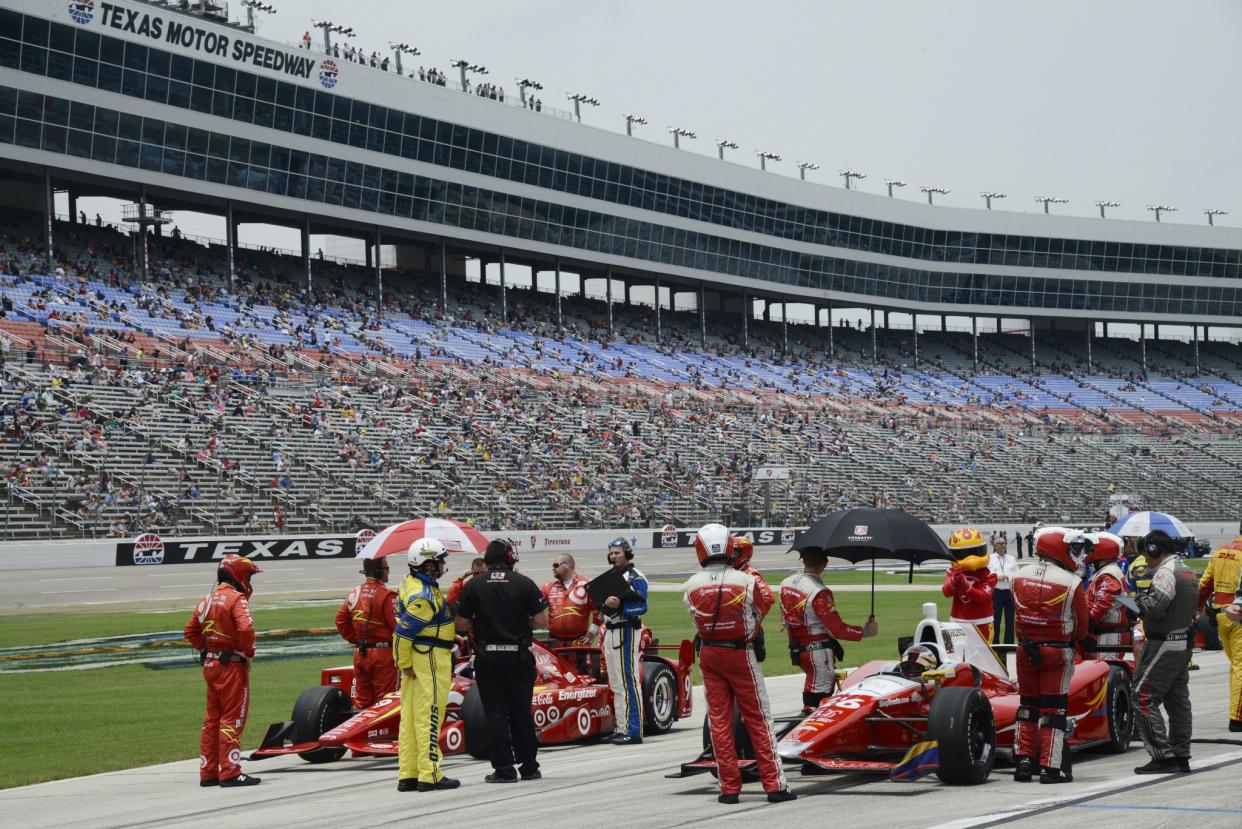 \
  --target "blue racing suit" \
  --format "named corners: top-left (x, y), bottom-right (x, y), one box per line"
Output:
top-left (603, 564), bottom-right (648, 739)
